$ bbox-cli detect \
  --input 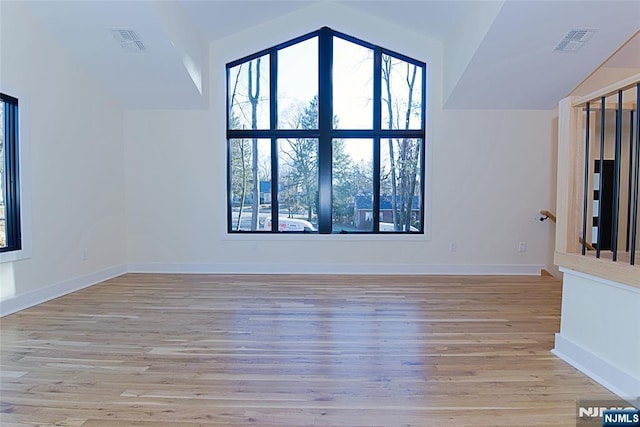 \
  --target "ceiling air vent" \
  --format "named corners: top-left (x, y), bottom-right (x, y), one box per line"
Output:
top-left (554, 29), bottom-right (597, 52)
top-left (110, 29), bottom-right (147, 53)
